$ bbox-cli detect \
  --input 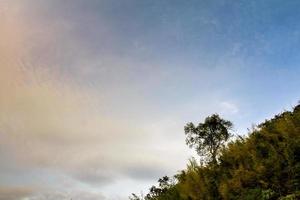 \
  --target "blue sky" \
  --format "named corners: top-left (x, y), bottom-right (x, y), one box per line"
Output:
top-left (0, 0), bottom-right (300, 199)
